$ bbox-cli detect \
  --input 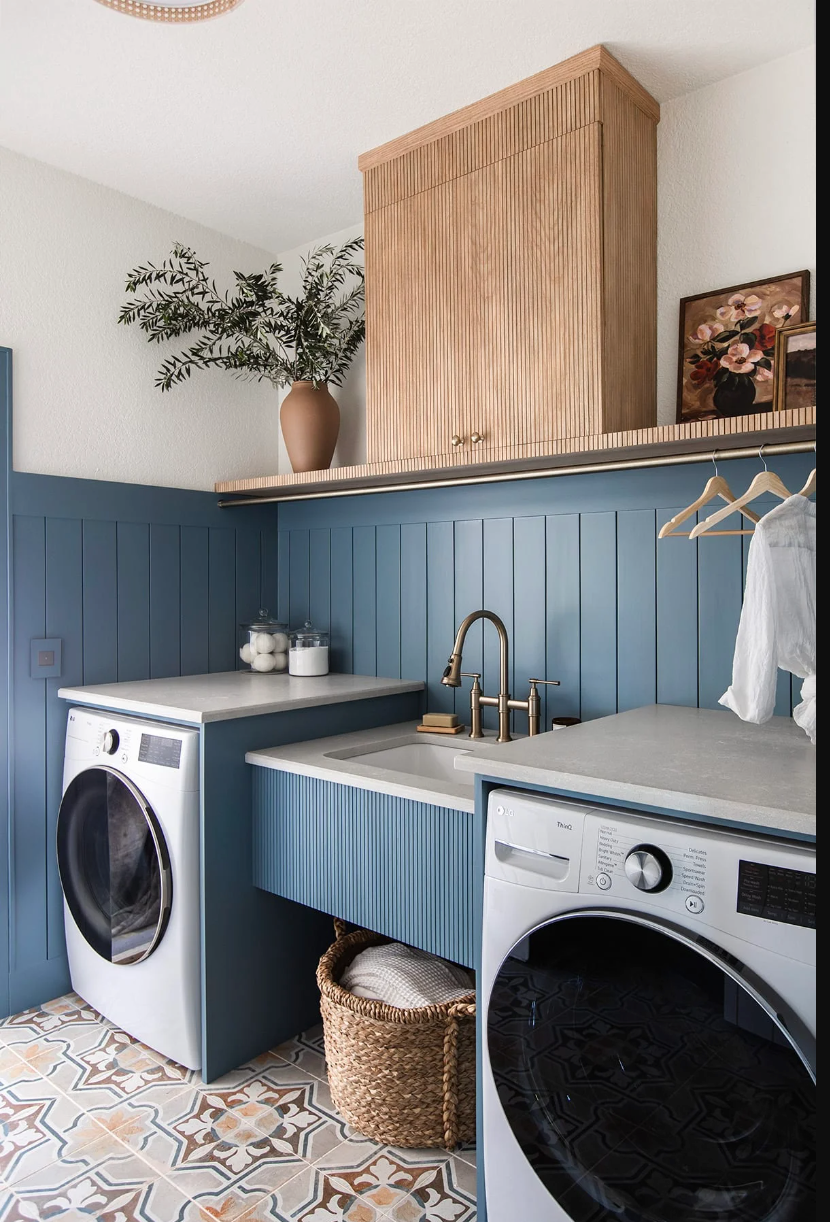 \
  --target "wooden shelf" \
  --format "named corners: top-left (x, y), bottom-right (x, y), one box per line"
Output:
top-left (216, 410), bottom-right (815, 505)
